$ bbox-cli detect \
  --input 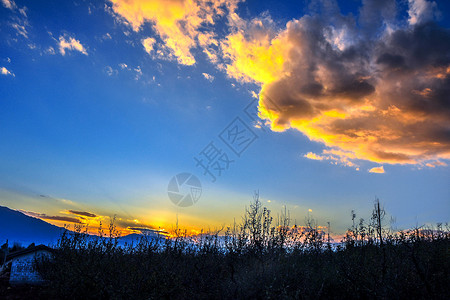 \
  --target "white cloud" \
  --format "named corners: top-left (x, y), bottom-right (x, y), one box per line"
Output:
top-left (304, 150), bottom-right (359, 169)
top-left (1, 0), bottom-right (16, 10)
top-left (142, 37), bottom-right (156, 54)
top-left (103, 32), bottom-right (112, 40)
top-left (134, 65), bottom-right (142, 80)
top-left (3, 0), bottom-right (30, 39)
top-left (59, 198), bottom-right (76, 206)
top-left (1, 66), bottom-right (14, 77)
top-left (45, 46), bottom-right (56, 55)
top-left (58, 35), bottom-right (88, 56)
top-left (408, 0), bottom-right (438, 25)
top-left (104, 66), bottom-right (118, 76)
top-left (11, 23), bottom-right (28, 38)
top-left (304, 152), bottom-right (325, 161)
top-left (18, 6), bottom-right (26, 17)
top-left (202, 72), bottom-right (214, 82)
